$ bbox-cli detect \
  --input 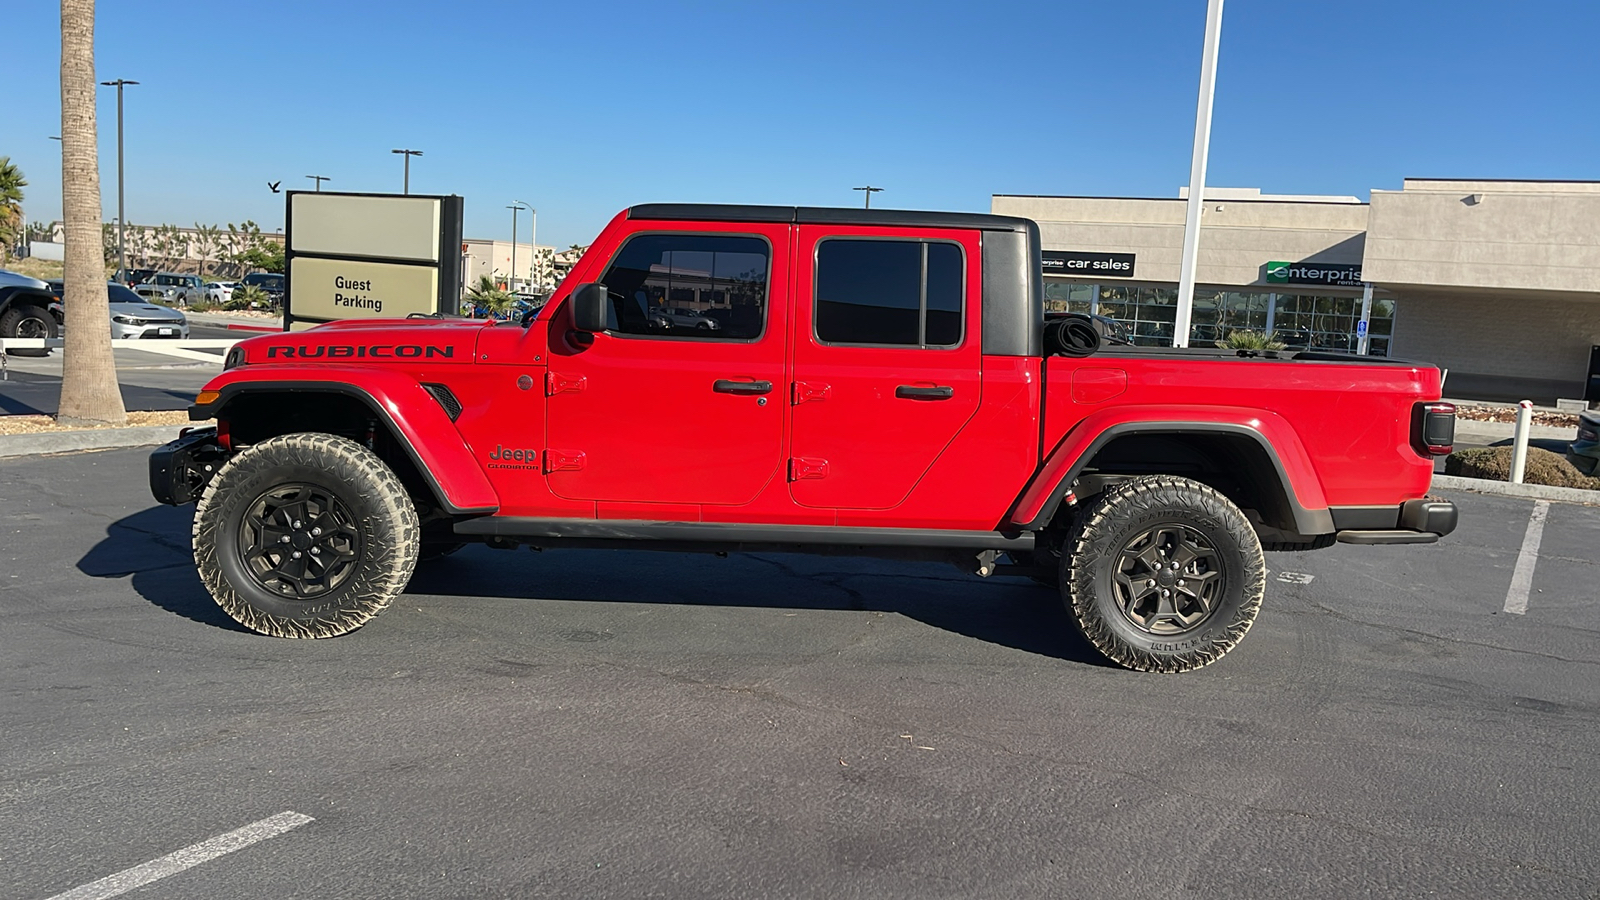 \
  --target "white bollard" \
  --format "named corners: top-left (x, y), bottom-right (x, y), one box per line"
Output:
top-left (1509, 400), bottom-right (1533, 484)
